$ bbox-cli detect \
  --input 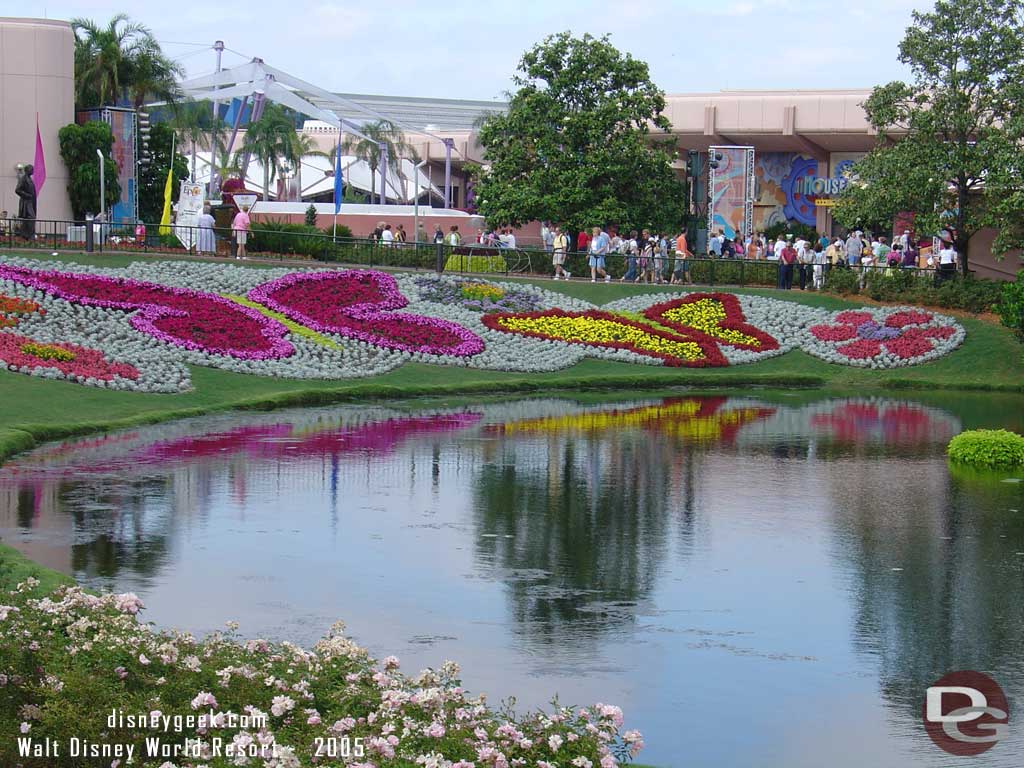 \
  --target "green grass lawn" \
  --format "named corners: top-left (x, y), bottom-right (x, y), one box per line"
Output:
top-left (1, 249), bottom-right (1021, 462)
